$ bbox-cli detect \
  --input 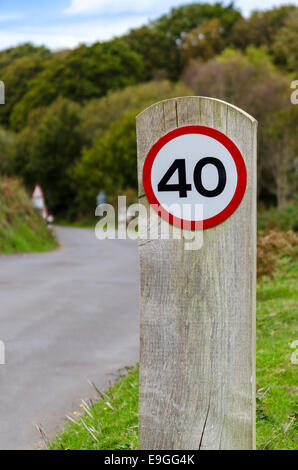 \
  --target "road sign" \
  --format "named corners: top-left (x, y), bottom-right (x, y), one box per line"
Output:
top-left (32, 184), bottom-right (44, 199)
top-left (42, 207), bottom-right (48, 221)
top-left (32, 184), bottom-right (45, 210)
top-left (96, 190), bottom-right (107, 206)
top-left (143, 125), bottom-right (247, 230)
